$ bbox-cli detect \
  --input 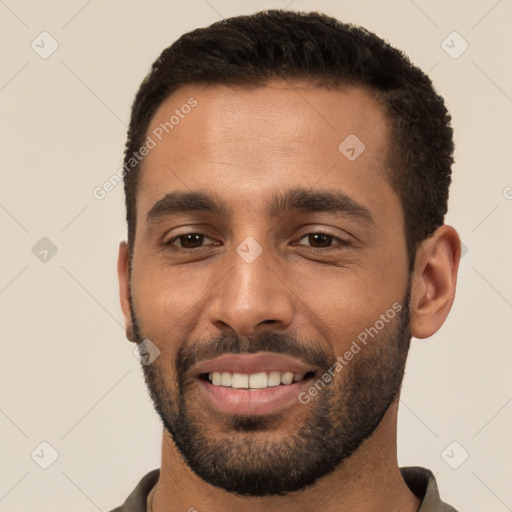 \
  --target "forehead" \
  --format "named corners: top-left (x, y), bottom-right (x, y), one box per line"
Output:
top-left (136, 80), bottom-right (398, 225)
